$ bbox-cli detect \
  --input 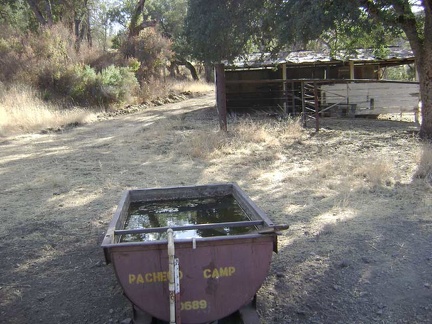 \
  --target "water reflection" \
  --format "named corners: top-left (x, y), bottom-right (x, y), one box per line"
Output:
top-left (121, 195), bottom-right (256, 242)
